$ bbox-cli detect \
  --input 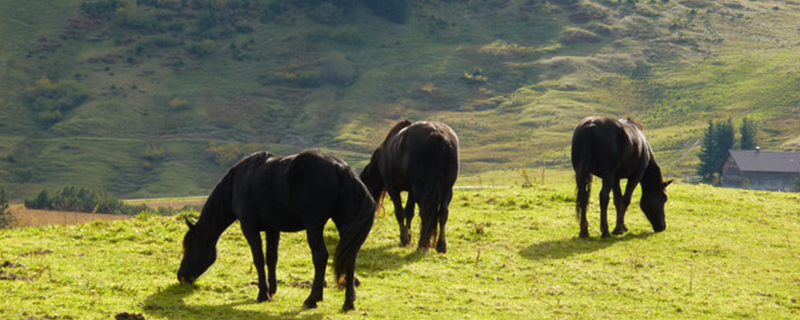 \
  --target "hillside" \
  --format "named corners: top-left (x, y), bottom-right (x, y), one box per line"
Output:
top-left (2, 0), bottom-right (800, 198)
